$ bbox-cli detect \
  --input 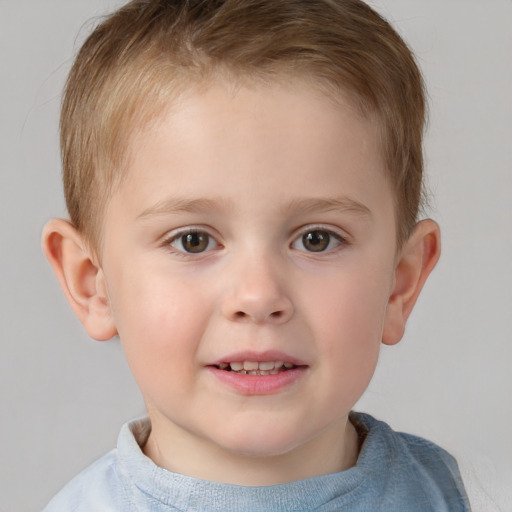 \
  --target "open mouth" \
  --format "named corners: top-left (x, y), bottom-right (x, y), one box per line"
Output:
top-left (214, 360), bottom-right (297, 375)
